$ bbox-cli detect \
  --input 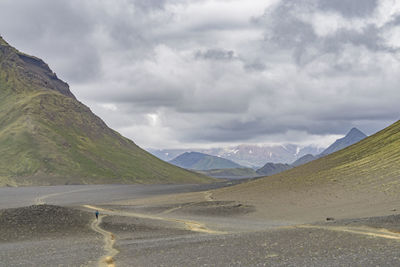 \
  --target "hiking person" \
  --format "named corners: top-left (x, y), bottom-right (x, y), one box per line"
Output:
top-left (95, 210), bottom-right (99, 220)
